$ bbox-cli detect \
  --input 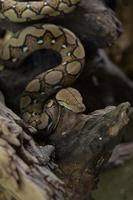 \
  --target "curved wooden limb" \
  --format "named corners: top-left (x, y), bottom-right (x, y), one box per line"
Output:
top-left (50, 102), bottom-right (130, 200)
